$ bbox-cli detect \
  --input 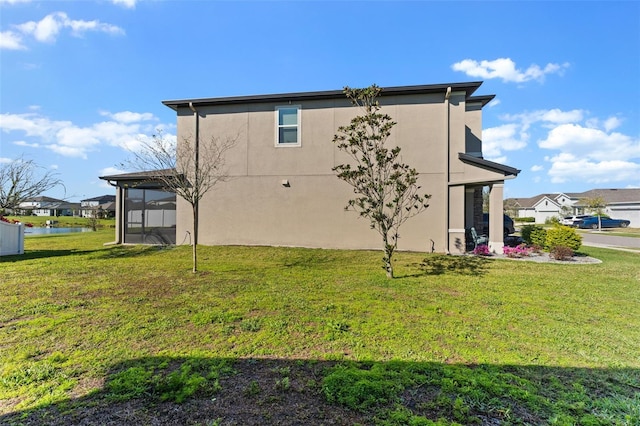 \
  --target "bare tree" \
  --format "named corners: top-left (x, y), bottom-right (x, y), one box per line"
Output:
top-left (332, 85), bottom-right (431, 278)
top-left (124, 130), bottom-right (237, 273)
top-left (0, 157), bottom-right (64, 212)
